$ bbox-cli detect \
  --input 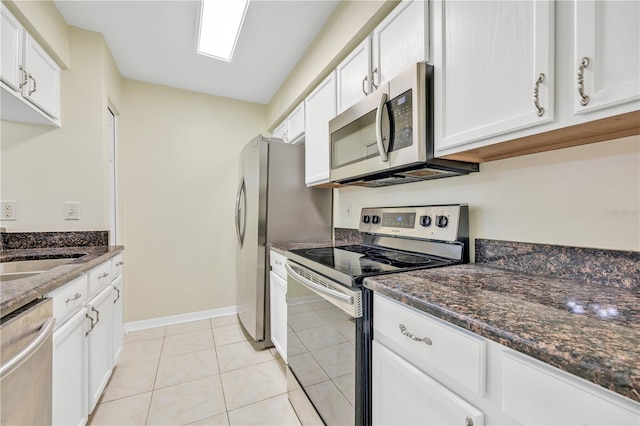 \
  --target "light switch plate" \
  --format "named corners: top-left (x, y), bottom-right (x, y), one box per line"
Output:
top-left (64, 202), bottom-right (80, 220)
top-left (1, 201), bottom-right (18, 221)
